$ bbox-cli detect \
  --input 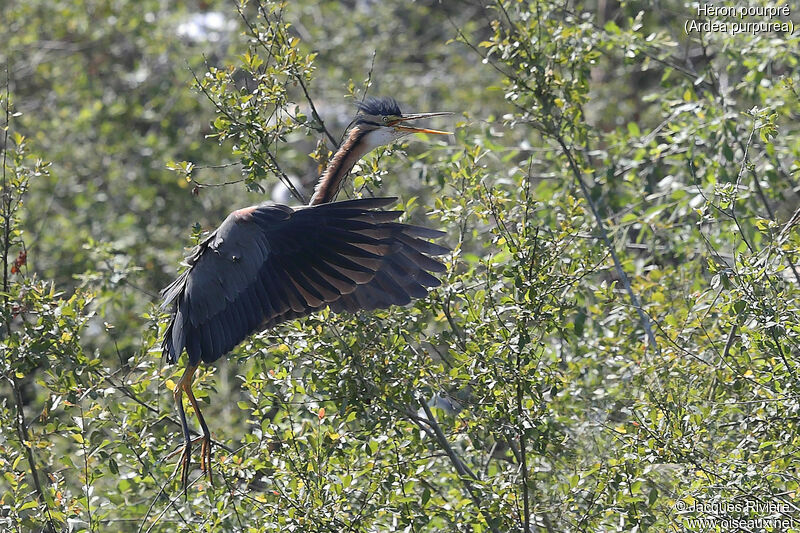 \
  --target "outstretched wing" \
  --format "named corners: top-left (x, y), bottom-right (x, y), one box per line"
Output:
top-left (327, 223), bottom-right (448, 313)
top-left (161, 197), bottom-right (447, 366)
